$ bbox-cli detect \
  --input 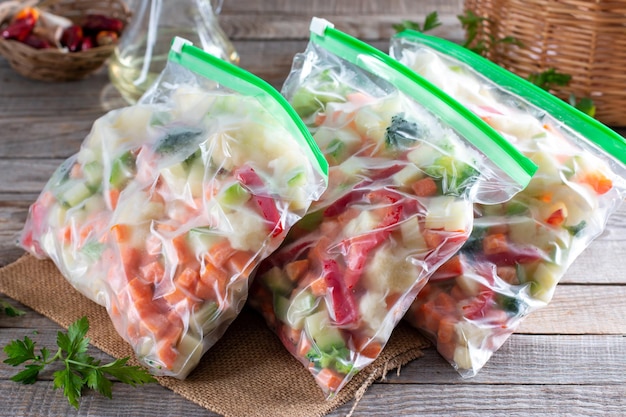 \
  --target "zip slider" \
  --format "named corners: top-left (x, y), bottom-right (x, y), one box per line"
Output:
top-left (310, 17), bottom-right (333, 36)
top-left (171, 36), bottom-right (193, 55)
